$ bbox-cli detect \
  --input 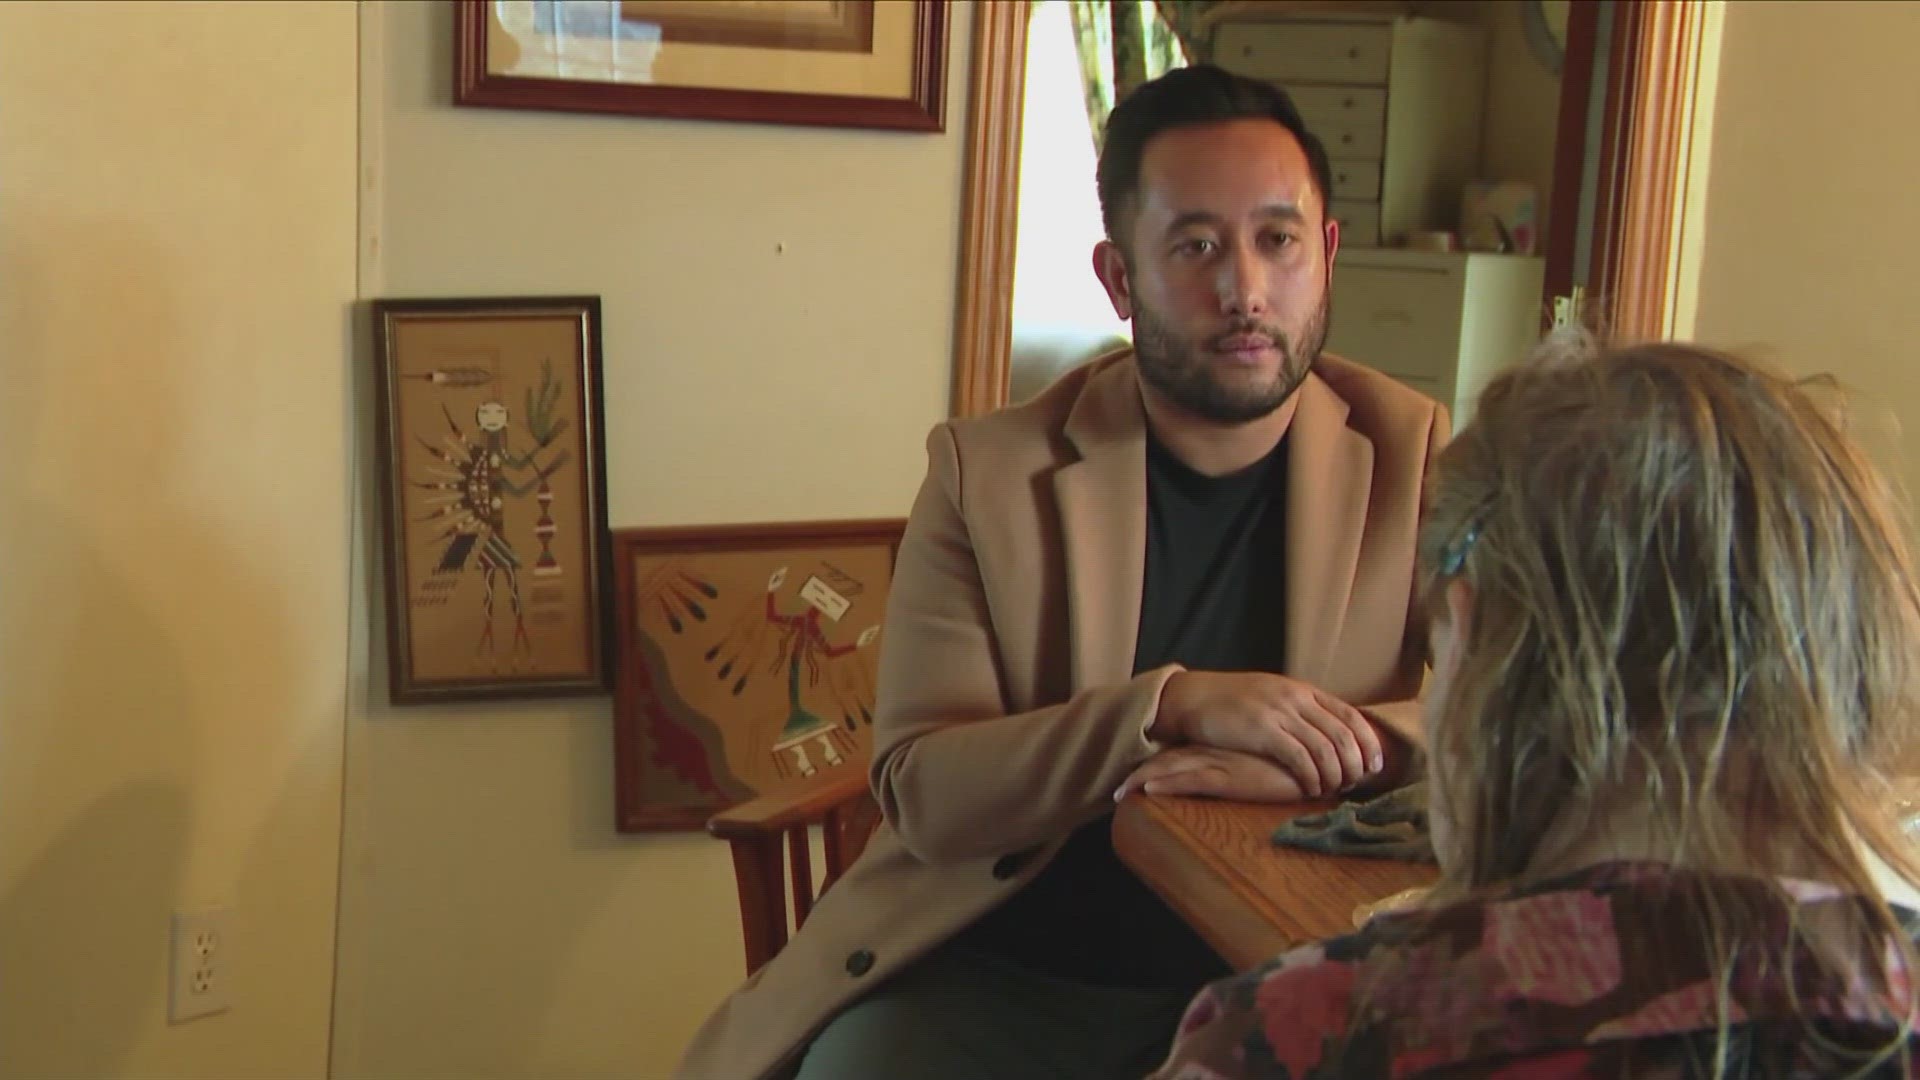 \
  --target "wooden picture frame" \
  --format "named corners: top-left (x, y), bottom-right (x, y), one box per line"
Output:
top-left (453, 0), bottom-right (949, 132)
top-left (611, 519), bottom-right (904, 831)
top-left (371, 296), bottom-right (614, 705)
